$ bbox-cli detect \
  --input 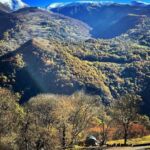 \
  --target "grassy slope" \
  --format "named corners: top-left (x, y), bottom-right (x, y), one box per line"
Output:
top-left (108, 135), bottom-right (150, 145)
